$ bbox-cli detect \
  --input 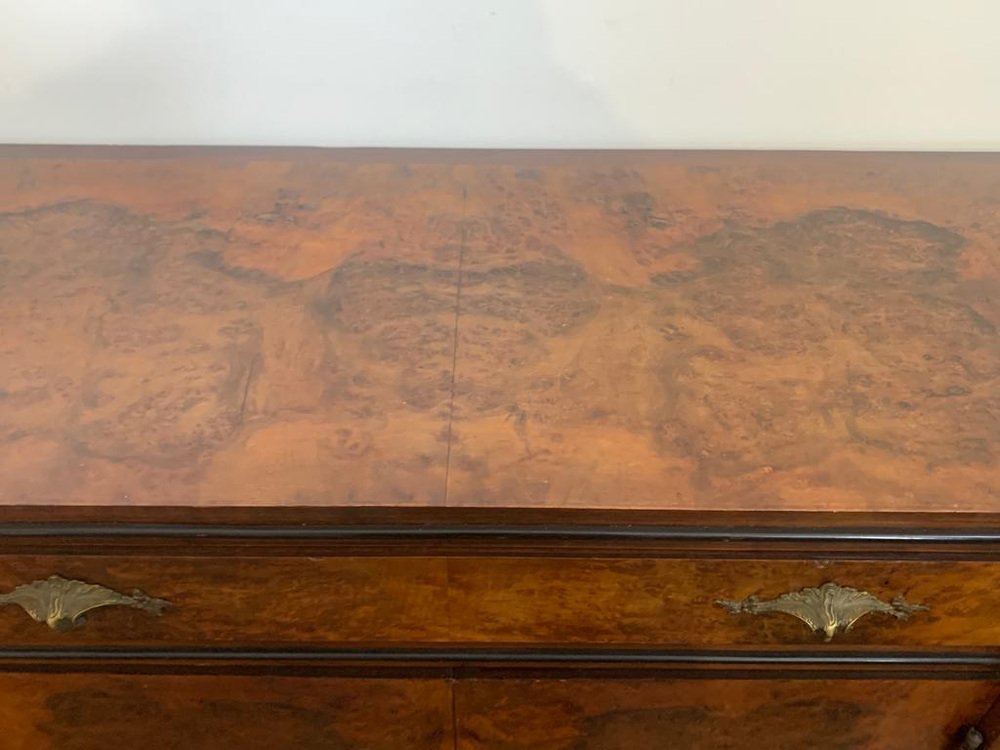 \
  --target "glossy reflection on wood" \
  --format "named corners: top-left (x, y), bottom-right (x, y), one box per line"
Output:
top-left (455, 678), bottom-right (997, 750)
top-left (1, 148), bottom-right (999, 510)
top-left (0, 673), bottom-right (452, 750)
